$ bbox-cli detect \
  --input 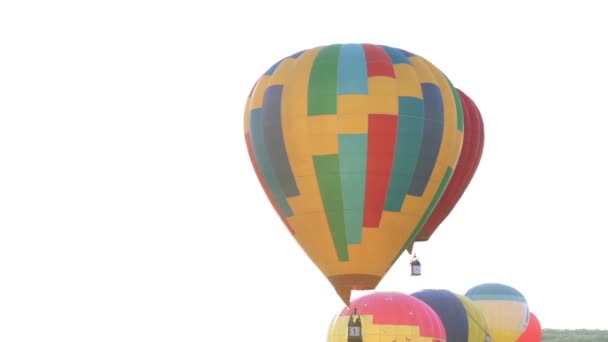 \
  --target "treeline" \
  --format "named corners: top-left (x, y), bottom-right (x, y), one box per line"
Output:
top-left (543, 329), bottom-right (608, 341)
